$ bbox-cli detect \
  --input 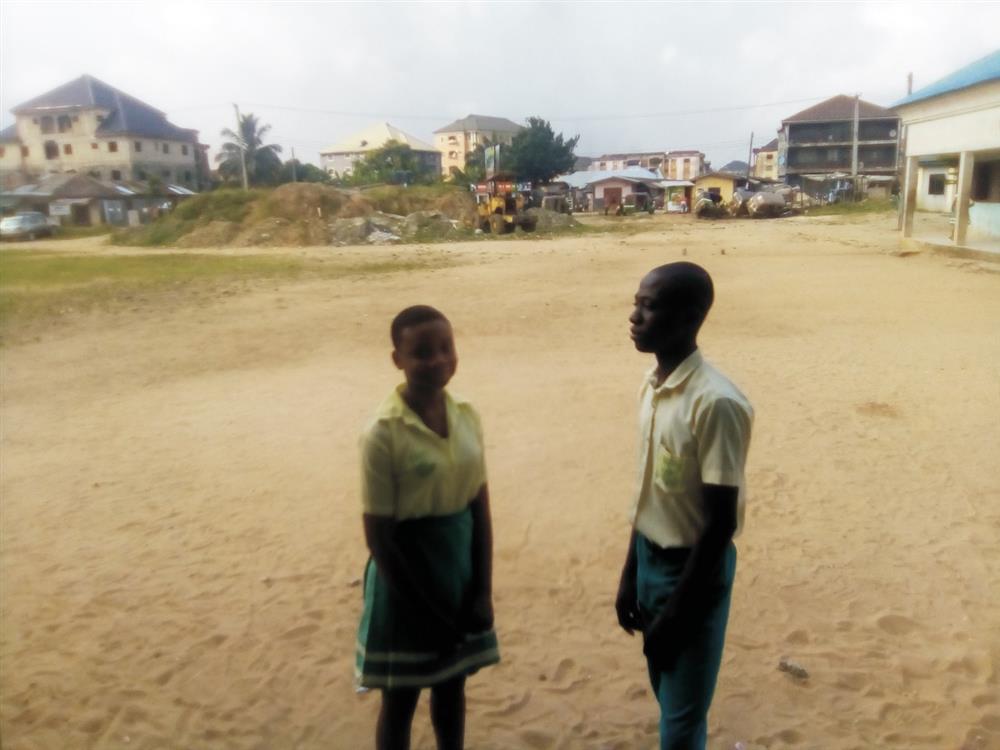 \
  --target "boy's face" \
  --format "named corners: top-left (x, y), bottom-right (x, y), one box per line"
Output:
top-left (393, 319), bottom-right (457, 391)
top-left (629, 272), bottom-right (688, 353)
